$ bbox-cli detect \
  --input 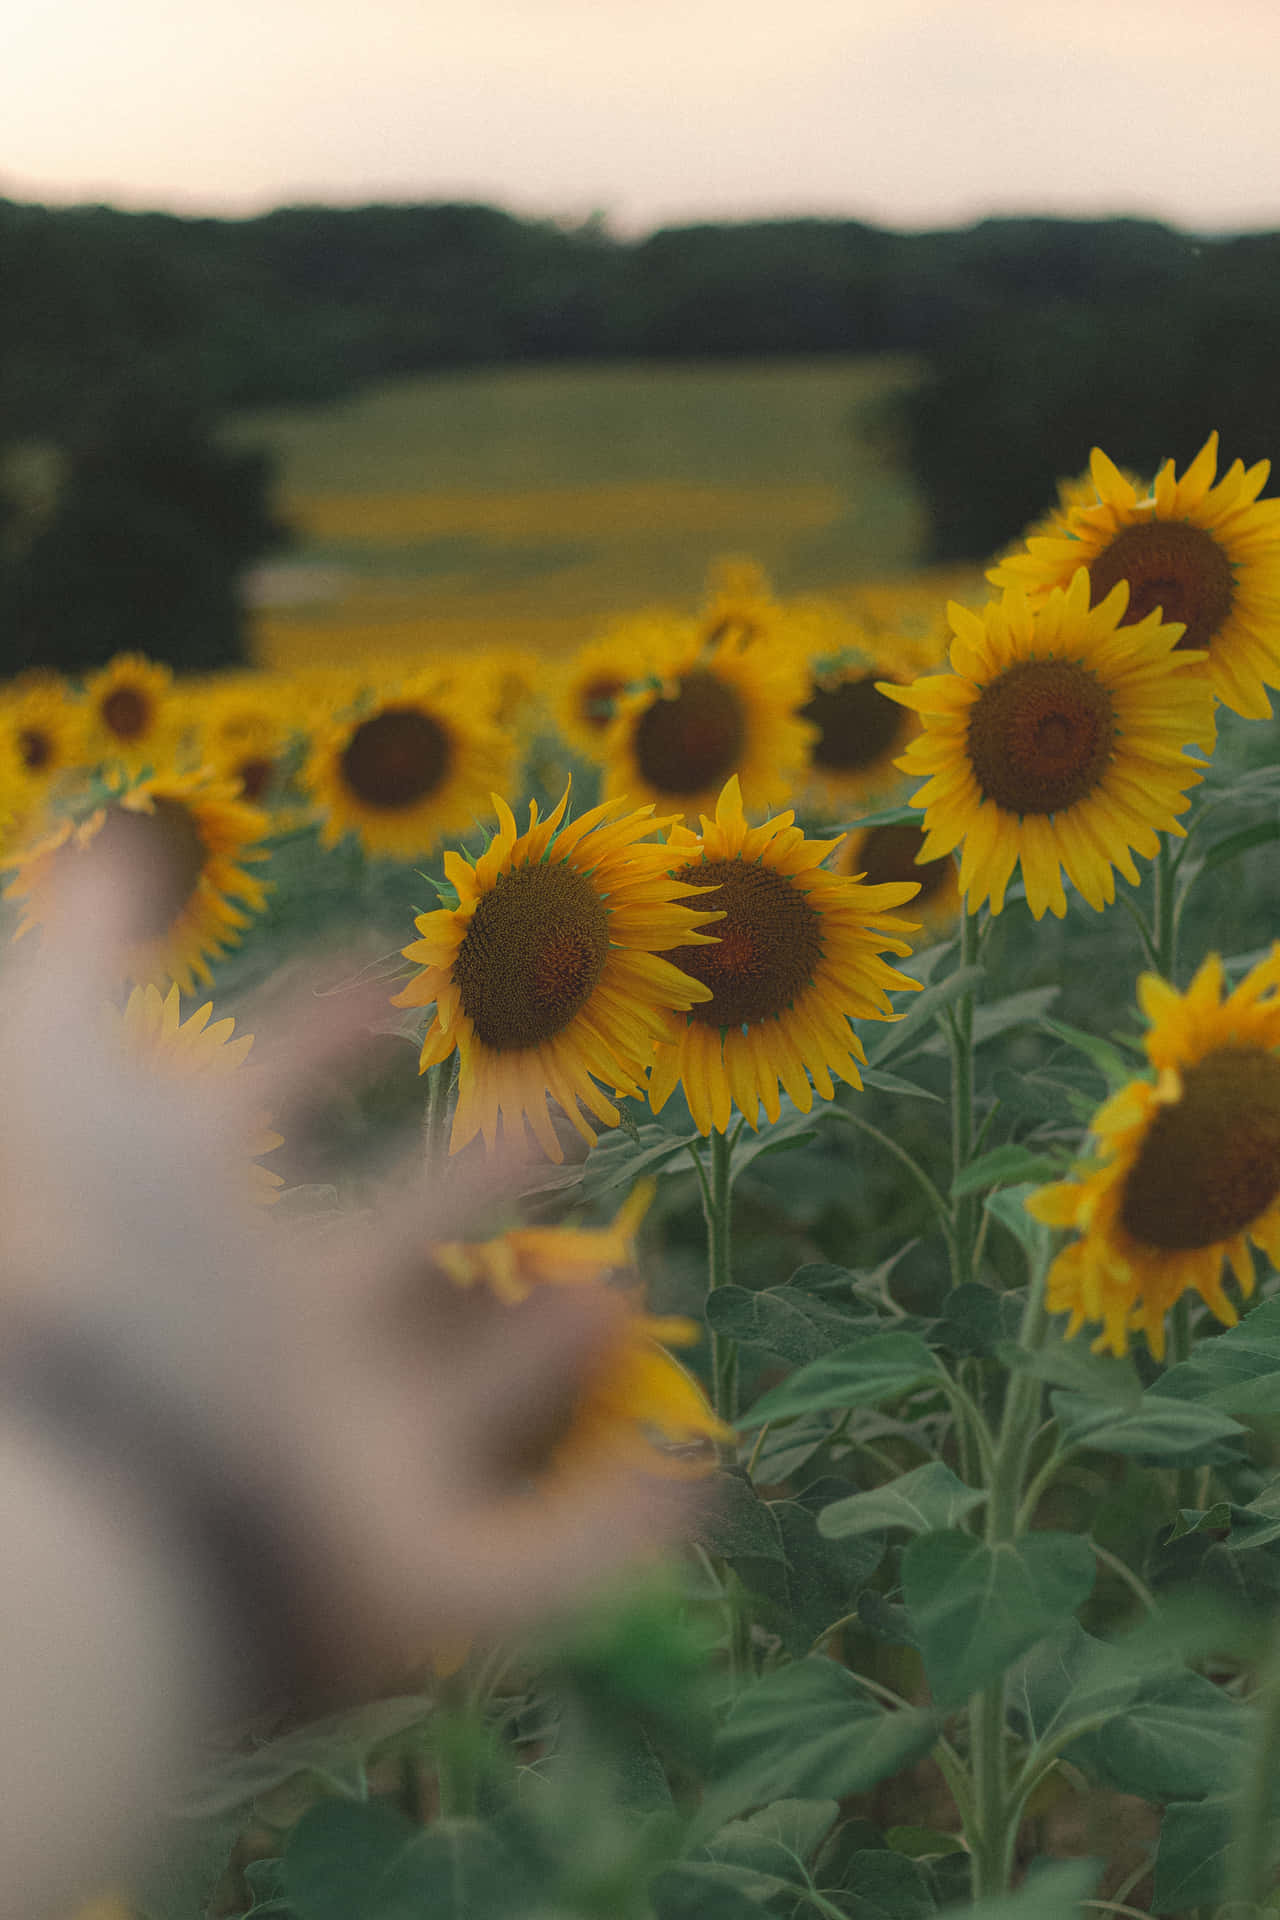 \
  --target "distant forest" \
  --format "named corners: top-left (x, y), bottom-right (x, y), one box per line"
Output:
top-left (5, 198), bottom-right (1280, 670)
